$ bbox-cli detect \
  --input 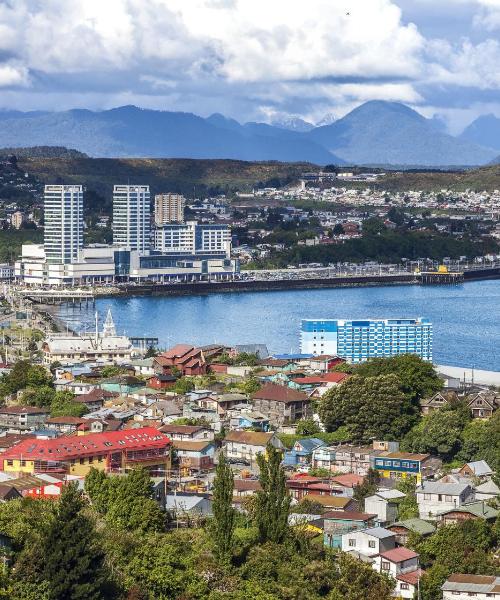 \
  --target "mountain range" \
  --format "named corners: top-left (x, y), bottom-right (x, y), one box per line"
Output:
top-left (0, 101), bottom-right (498, 167)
